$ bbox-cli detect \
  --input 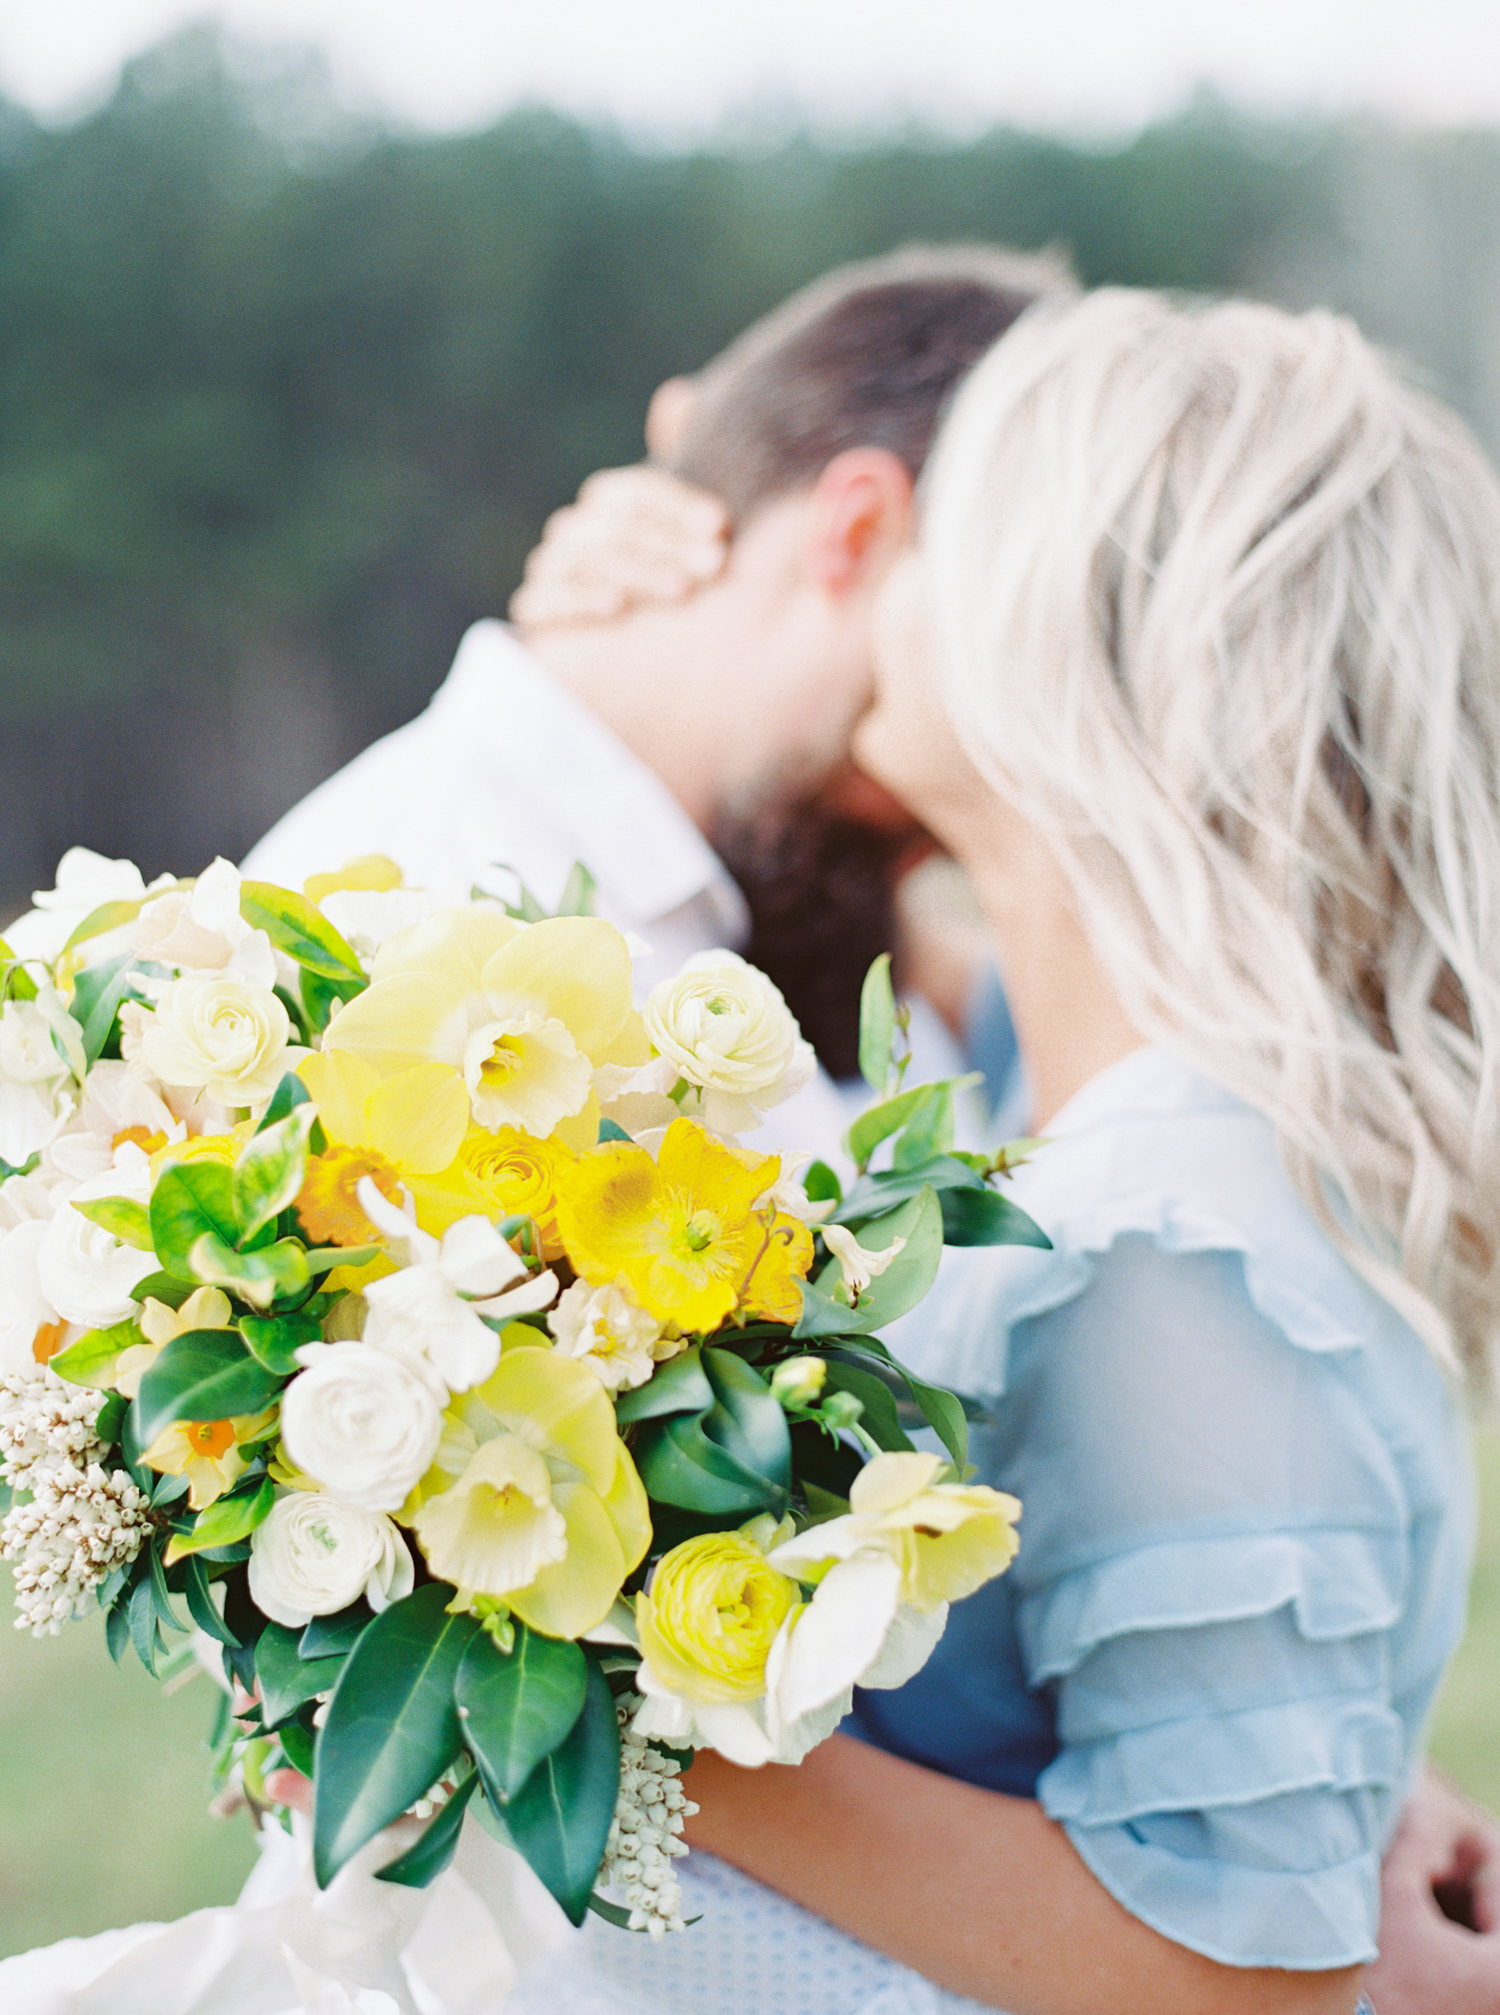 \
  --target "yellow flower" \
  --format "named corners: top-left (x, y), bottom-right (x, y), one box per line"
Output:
top-left (303, 855), bottom-right (404, 905)
top-left (776, 1451), bottom-right (1022, 1614)
top-left (295, 1050), bottom-right (470, 1247)
top-left (409, 1344), bottom-right (649, 1640)
top-left (407, 1124), bottom-right (575, 1256)
top-left (114, 1285), bottom-right (234, 1399)
top-left (554, 1117), bottom-right (812, 1333)
top-left (153, 1132), bottom-right (242, 1174)
top-left (143, 1404), bottom-right (276, 1510)
top-left (321, 908), bottom-right (633, 1140)
top-left (637, 1519), bottom-right (802, 1704)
